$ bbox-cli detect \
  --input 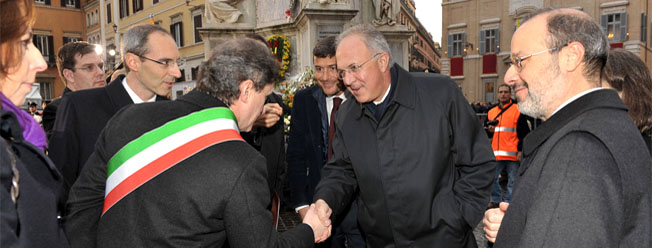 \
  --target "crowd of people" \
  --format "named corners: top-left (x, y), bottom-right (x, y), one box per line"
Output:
top-left (1, 1), bottom-right (651, 247)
